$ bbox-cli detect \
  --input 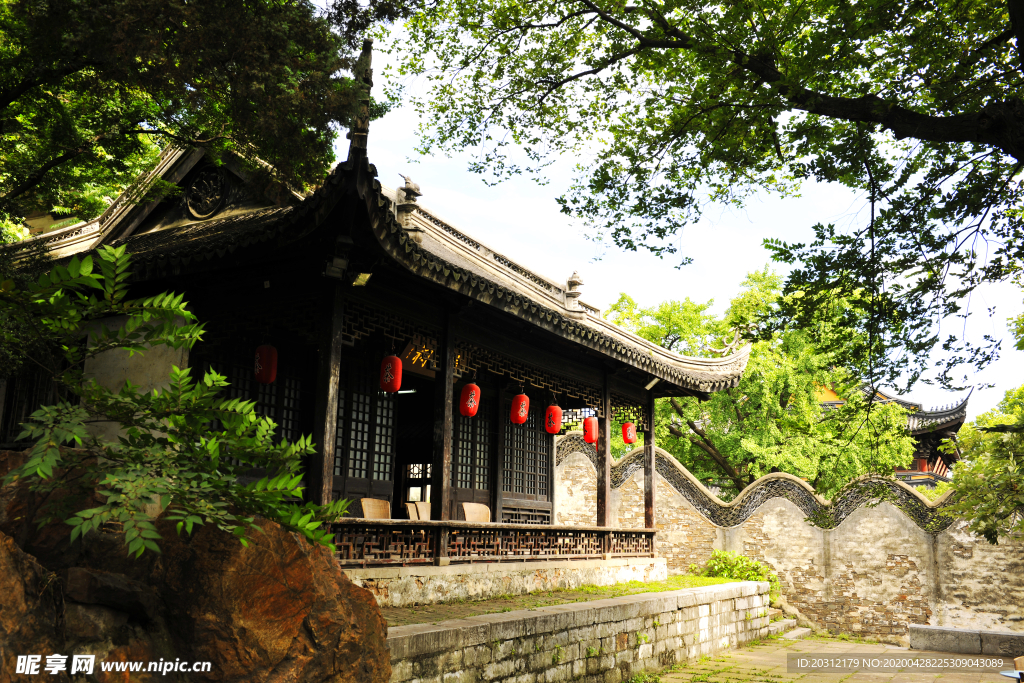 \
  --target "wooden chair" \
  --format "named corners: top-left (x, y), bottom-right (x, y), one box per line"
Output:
top-left (415, 501), bottom-right (431, 521)
top-left (360, 498), bottom-right (391, 520)
top-left (461, 502), bottom-right (490, 523)
top-left (404, 502), bottom-right (419, 520)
